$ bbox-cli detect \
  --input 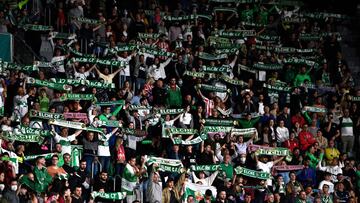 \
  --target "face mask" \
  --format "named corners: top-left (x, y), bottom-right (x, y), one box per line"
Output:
top-left (0, 184), bottom-right (5, 191)
top-left (11, 185), bottom-right (18, 191)
top-left (240, 157), bottom-right (246, 163)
